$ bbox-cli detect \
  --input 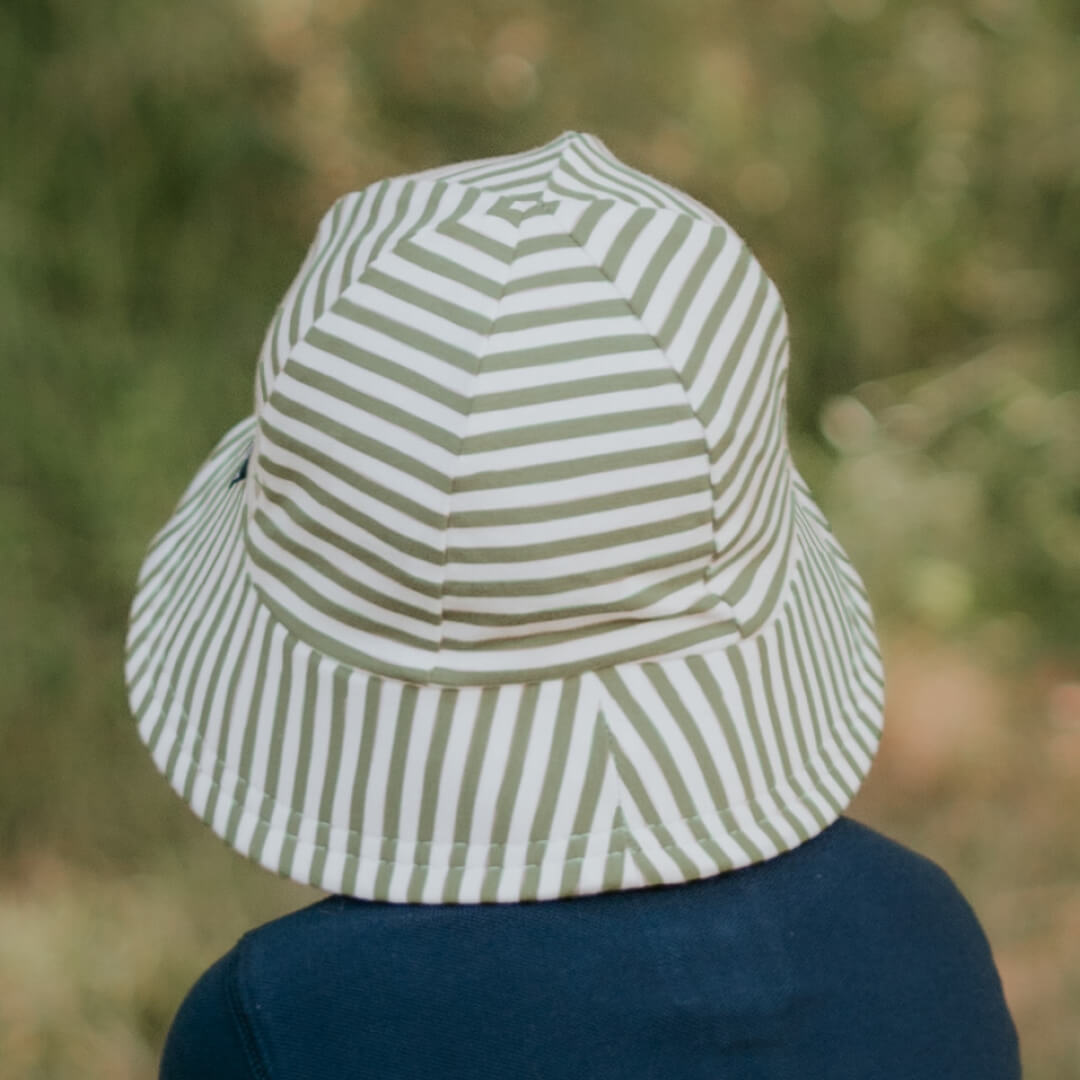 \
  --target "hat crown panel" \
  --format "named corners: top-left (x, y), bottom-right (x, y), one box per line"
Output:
top-left (244, 135), bottom-right (799, 685)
